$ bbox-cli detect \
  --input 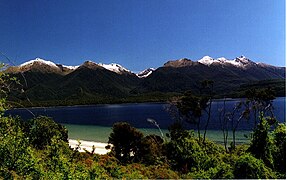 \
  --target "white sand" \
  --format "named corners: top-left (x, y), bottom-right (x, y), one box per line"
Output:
top-left (69, 139), bottom-right (111, 155)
